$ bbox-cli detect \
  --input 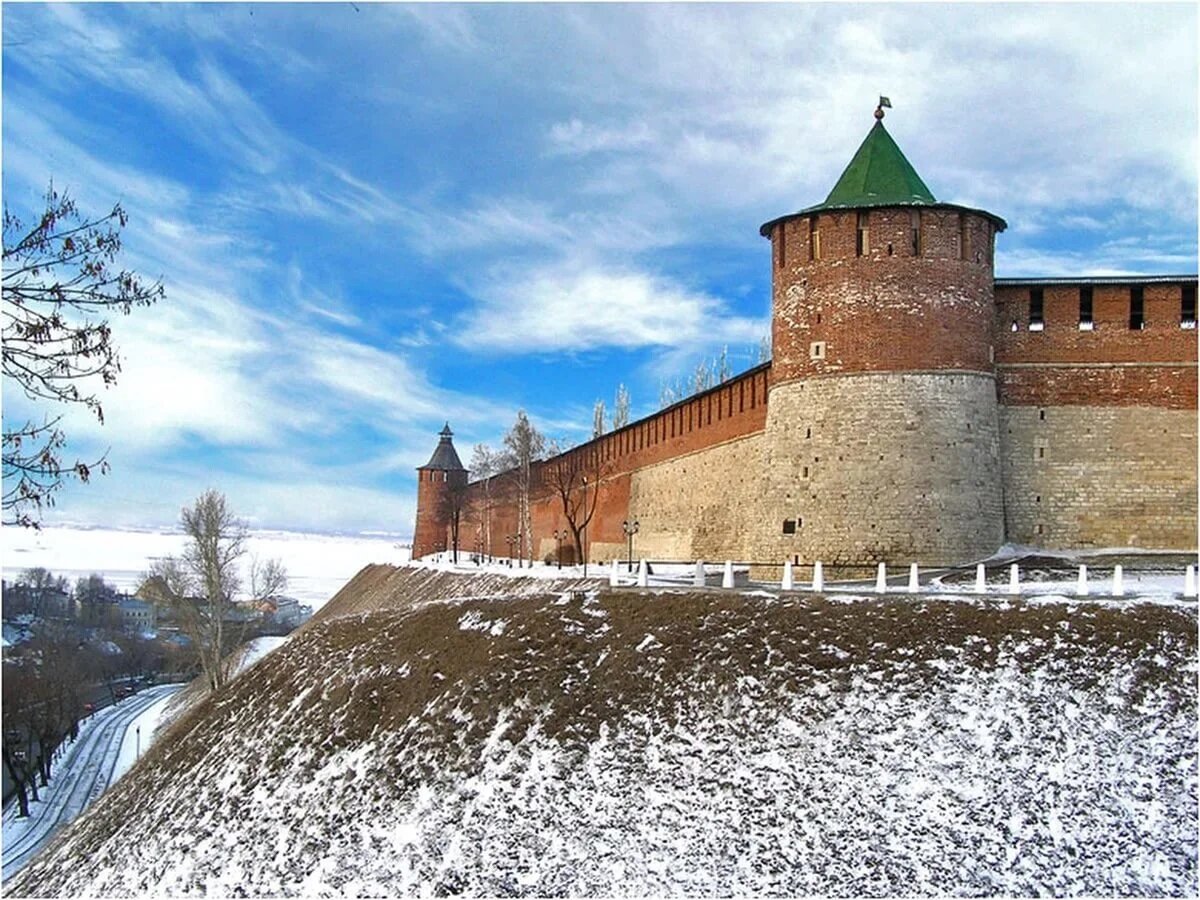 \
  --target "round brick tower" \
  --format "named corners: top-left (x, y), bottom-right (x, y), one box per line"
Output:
top-left (412, 422), bottom-right (468, 561)
top-left (759, 104), bottom-right (1008, 567)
